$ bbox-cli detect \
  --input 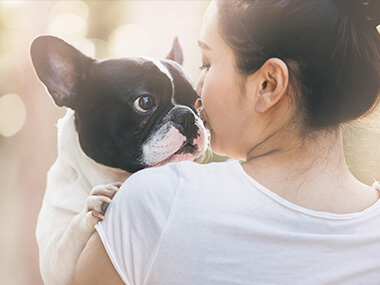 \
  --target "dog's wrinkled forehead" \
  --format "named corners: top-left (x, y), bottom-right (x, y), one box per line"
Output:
top-left (140, 56), bottom-right (175, 103)
top-left (93, 57), bottom-right (175, 103)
